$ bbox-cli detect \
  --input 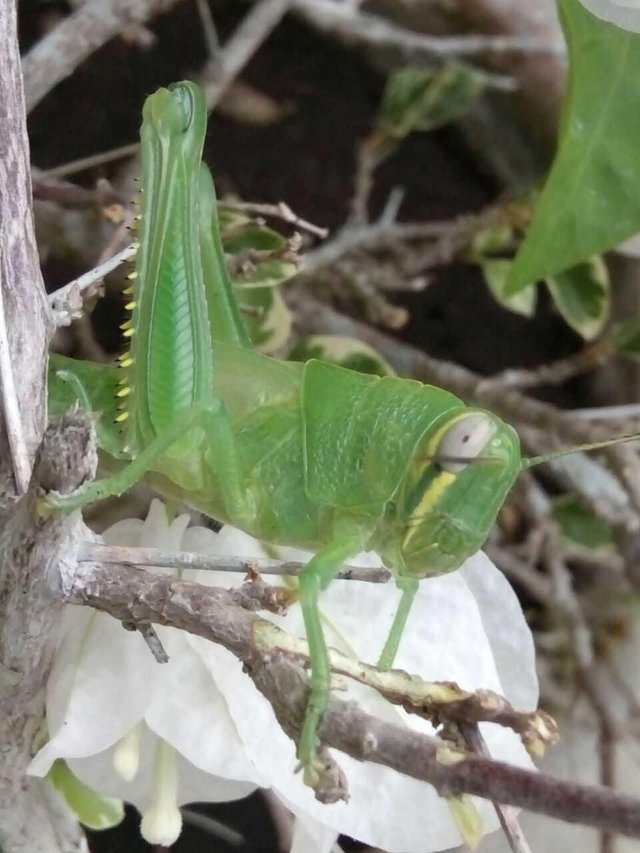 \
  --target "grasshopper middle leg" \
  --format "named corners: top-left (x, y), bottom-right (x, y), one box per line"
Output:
top-left (377, 576), bottom-right (419, 671)
top-left (296, 532), bottom-right (363, 787)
